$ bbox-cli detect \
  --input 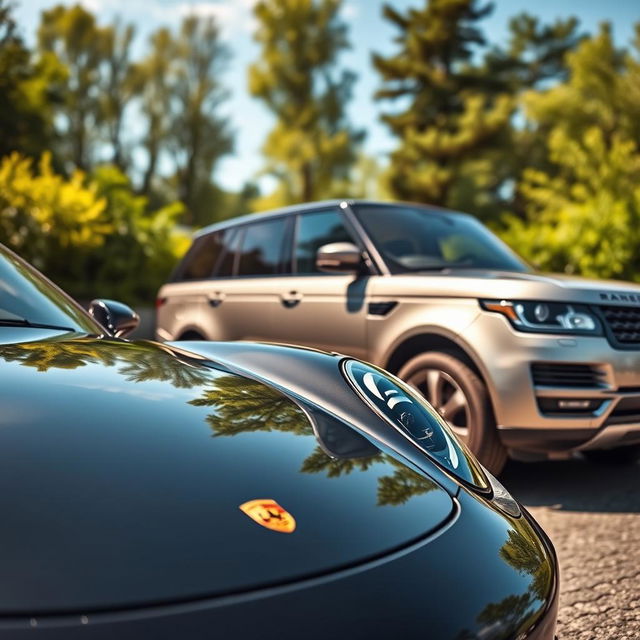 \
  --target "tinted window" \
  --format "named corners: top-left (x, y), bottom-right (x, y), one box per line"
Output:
top-left (353, 205), bottom-right (529, 273)
top-left (216, 228), bottom-right (240, 277)
top-left (237, 218), bottom-right (287, 276)
top-left (179, 232), bottom-right (224, 281)
top-left (295, 210), bottom-right (354, 274)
